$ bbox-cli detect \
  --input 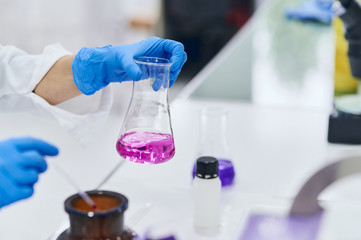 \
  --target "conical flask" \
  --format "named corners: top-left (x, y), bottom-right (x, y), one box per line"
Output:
top-left (116, 57), bottom-right (175, 164)
top-left (193, 107), bottom-right (235, 187)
